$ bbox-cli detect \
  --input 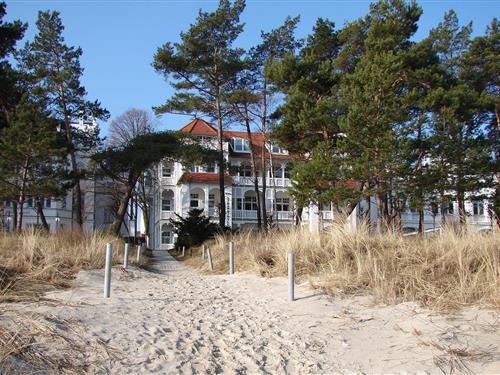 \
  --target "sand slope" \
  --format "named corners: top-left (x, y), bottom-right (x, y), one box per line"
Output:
top-left (8, 251), bottom-right (500, 374)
